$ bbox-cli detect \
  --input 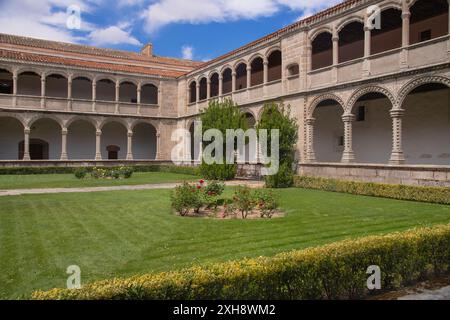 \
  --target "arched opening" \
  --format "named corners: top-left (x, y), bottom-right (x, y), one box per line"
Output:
top-left (250, 57), bottom-right (264, 86)
top-left (101, 121), bottom-right (127, 160)
top-left (402, 82), bottom-right (450, 165)
top-left (339, 21), bottom-right (365, 63)
top-left (17, 71), bottom-right (41, 96)
top-left (210, 73), bottom-right (219, 98)
top-left (267, 50), bottom-right (282, 82)
top-left (96, 79), bottom-right (115, 102)
top-left (199, 77), bottom-right (207, 101)
top-left (119, 81), bottom-right (137, 103)
top-left (19, 139), bottom-right (49, 160)
top-left (222, 68), bottom-right (232, 94)
top-left (67, 120), bottom-right (96, 160)
top-left (287, 64), bottom-right (300, 77)
top-left (141, 84), bottom-right (158, 105)
top-left (133, 123), bottom-right (157, 160)
top-left (0, 69), bottom-right (13, 94)
top-left (312, 32), bottom-right (333, 70)
top-left (189, 81), bottom-right (197, 104)
top-left (313, 99), bottom-right (344, 162)
top-left (351, 92), bottom-right (393, 164)
top-left (46, 74), bottom-right (67, 98)
top-left (371, 8), bottom-right (403, 54)
top-left (235, 63), bottom-right (247, 91)
top-left (0, 117), bottom-right (23, 160)
top-left (410, 0), bottom-right (449, 44)
top-left (72, 77), bottom-right (92, 100)
top-left (28, 118), bottom-right (62, 160)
